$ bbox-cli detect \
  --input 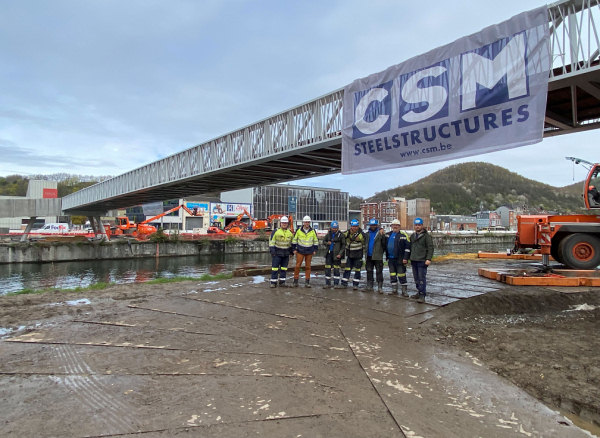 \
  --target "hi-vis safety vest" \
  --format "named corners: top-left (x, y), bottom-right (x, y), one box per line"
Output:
top-left (345, 229), bottom-right (366, 257)
top-left (269, 228), bottom-right (294, 254)
top-left (293, 227), bottom-right (319, 254)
